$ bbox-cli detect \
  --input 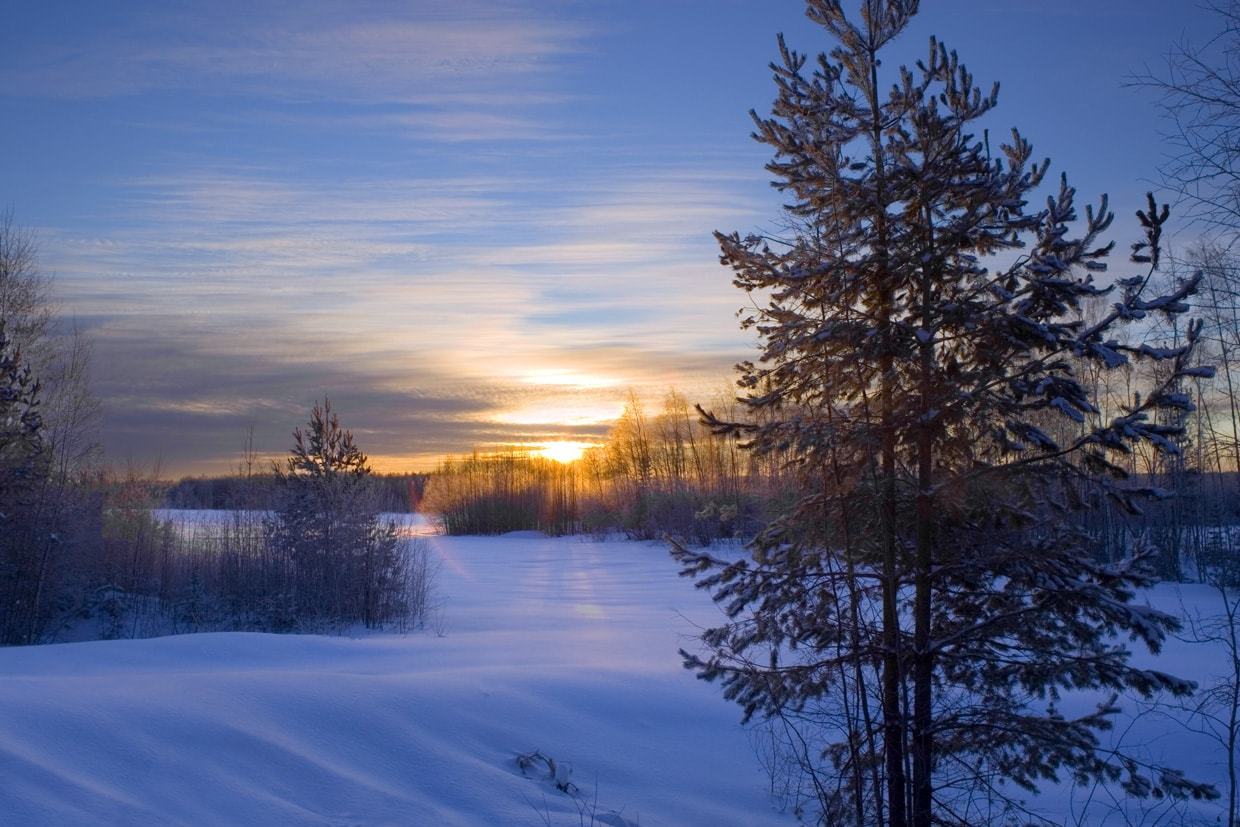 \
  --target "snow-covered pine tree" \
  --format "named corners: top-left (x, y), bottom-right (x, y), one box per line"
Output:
top-left (674, 2), bottom-right (1217, 824)
top-left (268, 399), bottom-right (400, 629)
